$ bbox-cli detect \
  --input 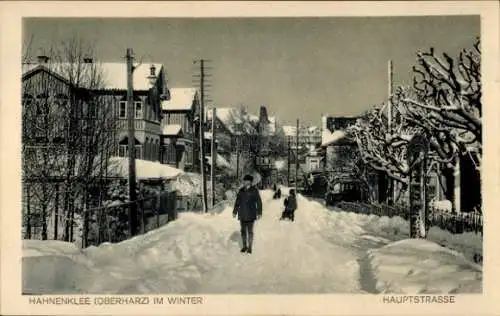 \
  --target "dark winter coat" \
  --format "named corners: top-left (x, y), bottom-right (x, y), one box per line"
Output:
top-left (233, 186), bottom-right (263, 221)
top-left (284, 195), bottom-right (297, 212)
